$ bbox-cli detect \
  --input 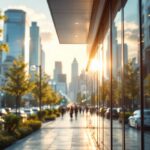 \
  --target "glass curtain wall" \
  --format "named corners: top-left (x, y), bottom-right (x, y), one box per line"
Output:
top-left (124, 0), bottom-right (141, 149)
top-left (112, 1), bottom-right (123, 149)
top-left (87, 0), bottom-right (150, 149)
top-left (142, 0), bottom-right (150, 149)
